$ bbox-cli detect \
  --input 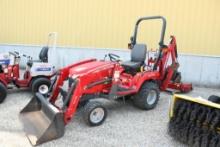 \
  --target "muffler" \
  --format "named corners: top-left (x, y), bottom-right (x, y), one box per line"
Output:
top-left (20, 93), bottom-right (65, 146)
